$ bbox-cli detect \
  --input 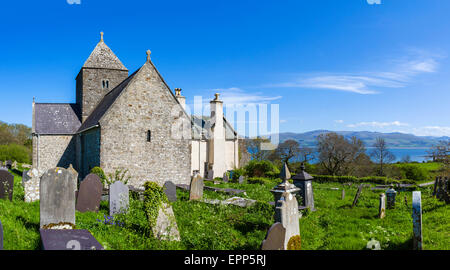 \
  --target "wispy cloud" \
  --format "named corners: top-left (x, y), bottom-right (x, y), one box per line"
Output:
top-left (347, 121), bottom-right (409, 128)
top-left (267, 50), bottom-right (443, 94)
top-left (409, 126), bottom-right (450, 137)
top-left (334, 120), bottom-right (344, 124)
top-left (210, 87), bottom-right (282, 104)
